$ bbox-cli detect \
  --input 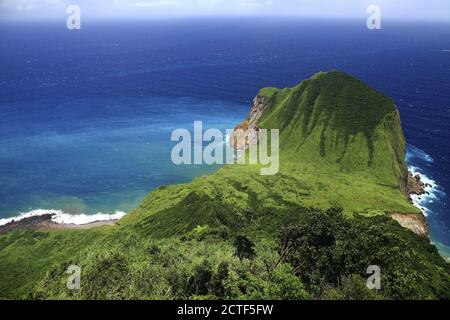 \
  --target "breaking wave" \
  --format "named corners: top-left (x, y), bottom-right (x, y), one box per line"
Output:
top-left (408, 166), bottom-right (440, 217)
top-left (0, 209), bottom-right (127, 226)
top-left (406, 145), bottom-right (445, 217)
